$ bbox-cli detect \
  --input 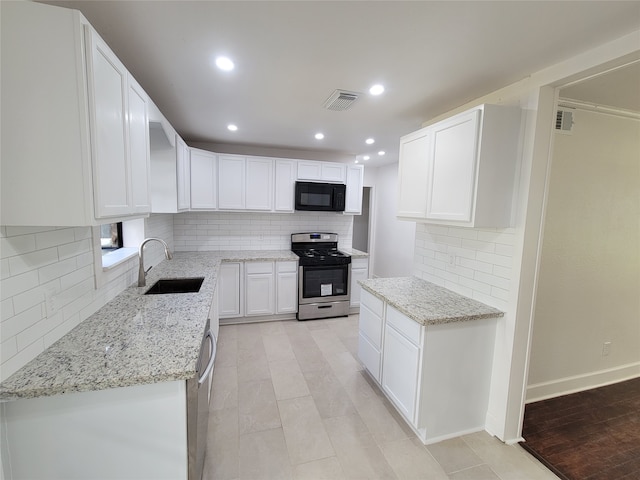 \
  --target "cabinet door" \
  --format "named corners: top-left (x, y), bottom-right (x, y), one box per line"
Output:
top-left (246, 157), bottom-right (273, 210)
top-left (397, 128), bottom-right (430, 219)
top-left (345, 165), bottom-right (364, 214)
top-left (86, 27), bottom-right (130, 218)
top-left (297, 161), bottom-right (322, 180)
top-left (321, 163), bottom-right (346, 183)
top-left (245, 262), bottom-right (275, 316)
top-left (218, 263), bottom-right (242, 318)
top-left (190, 149), bottom-right (217, 209)
top-left (276, 261), bottom-right (298, 314)
top-left (274, 160), bottom-right (296, 212)
top-left (382, 324), bottom-right (420, 422)
top-left (176, 136), bottom-right (191, 211)
top-left (218, 155), bottom-right (245, 210)
top-left (350, 265), bottom-right (369, 308)
top-left (127, 77), bottom-right (151, 214)
top-left (426, 110), bottom-right (480, 222)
